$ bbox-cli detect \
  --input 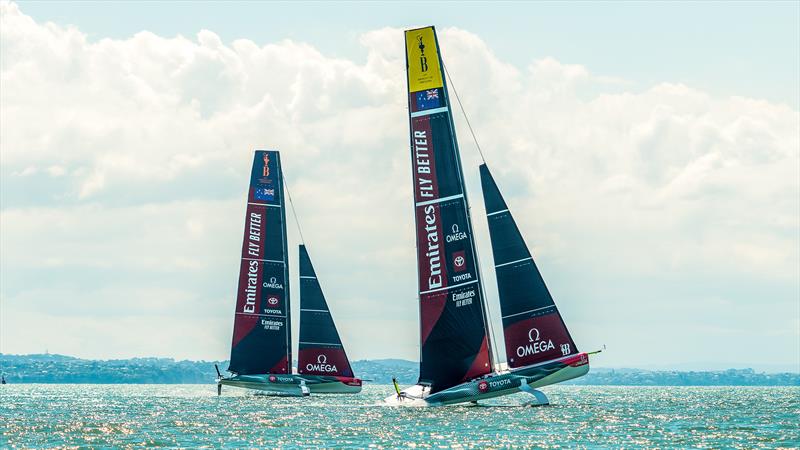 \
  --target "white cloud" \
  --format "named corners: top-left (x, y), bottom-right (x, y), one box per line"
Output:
top-left (1, 1), bottom-right (797, 368)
